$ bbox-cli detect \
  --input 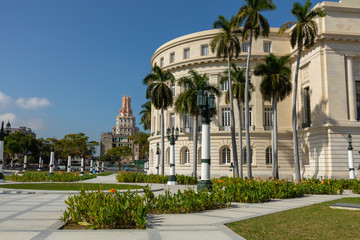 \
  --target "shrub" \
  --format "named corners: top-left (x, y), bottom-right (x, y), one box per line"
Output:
top-left (8, 172), bottom-right (96, 182)
top-left (116, 172), bottom-right (198, 185)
